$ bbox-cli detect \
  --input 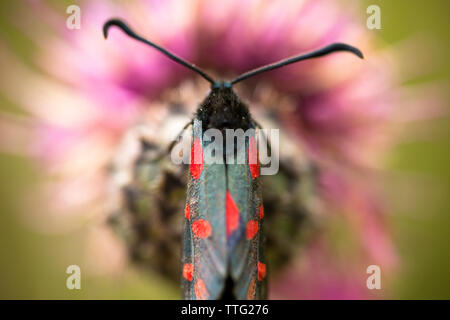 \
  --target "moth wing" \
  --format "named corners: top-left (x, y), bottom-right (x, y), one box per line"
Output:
top-left (227, 132), bottom-right (266, 299)
top-left (181, 120), bottom-right (228, 300)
